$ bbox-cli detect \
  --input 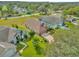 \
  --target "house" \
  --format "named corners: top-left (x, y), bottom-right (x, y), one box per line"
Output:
top-left (24, 19), bottom-right (47, 35)
top-left (12, 5), bottom-right (27, 15)
top-left (0, 26), bottom-right (17, 44)
top-left (0, 26), bottom-right (25, 44)
top-left (39, 15), bottom-right (64, 29)
top-left (0, 42), bottom-right (17, 57)
top-left (66, 16), bottom-right (76, 22)
top-left (66, 16), bottom-right (78, 25)
top-left (0, 26), bottom-right (26, 57)
top-left (24, 19), bottom-right (54, 43)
